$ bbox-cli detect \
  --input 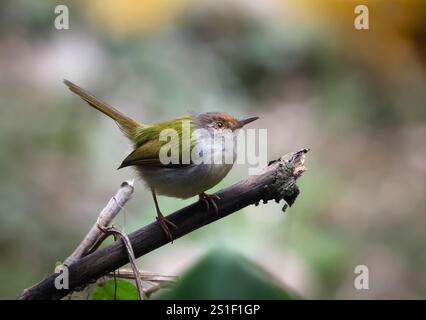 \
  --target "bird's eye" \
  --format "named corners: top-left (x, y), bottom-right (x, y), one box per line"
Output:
top-left (216, 121), bottom-right (224, 128)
